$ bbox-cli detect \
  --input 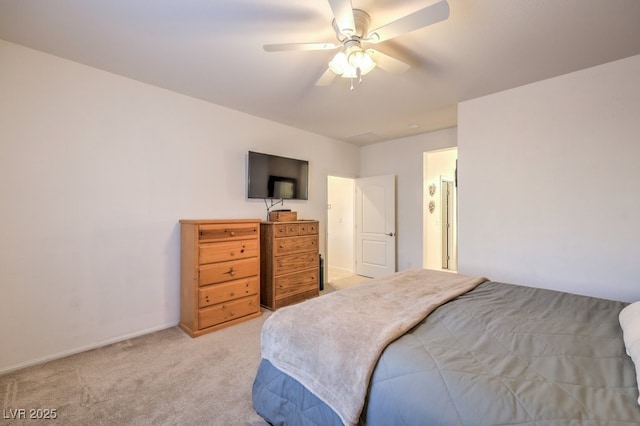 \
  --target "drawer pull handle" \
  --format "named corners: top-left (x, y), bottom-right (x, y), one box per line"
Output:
top-left (225, 267), bottom-right (236, 276)
top-left (229, 231), bottom-right (236, 236)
